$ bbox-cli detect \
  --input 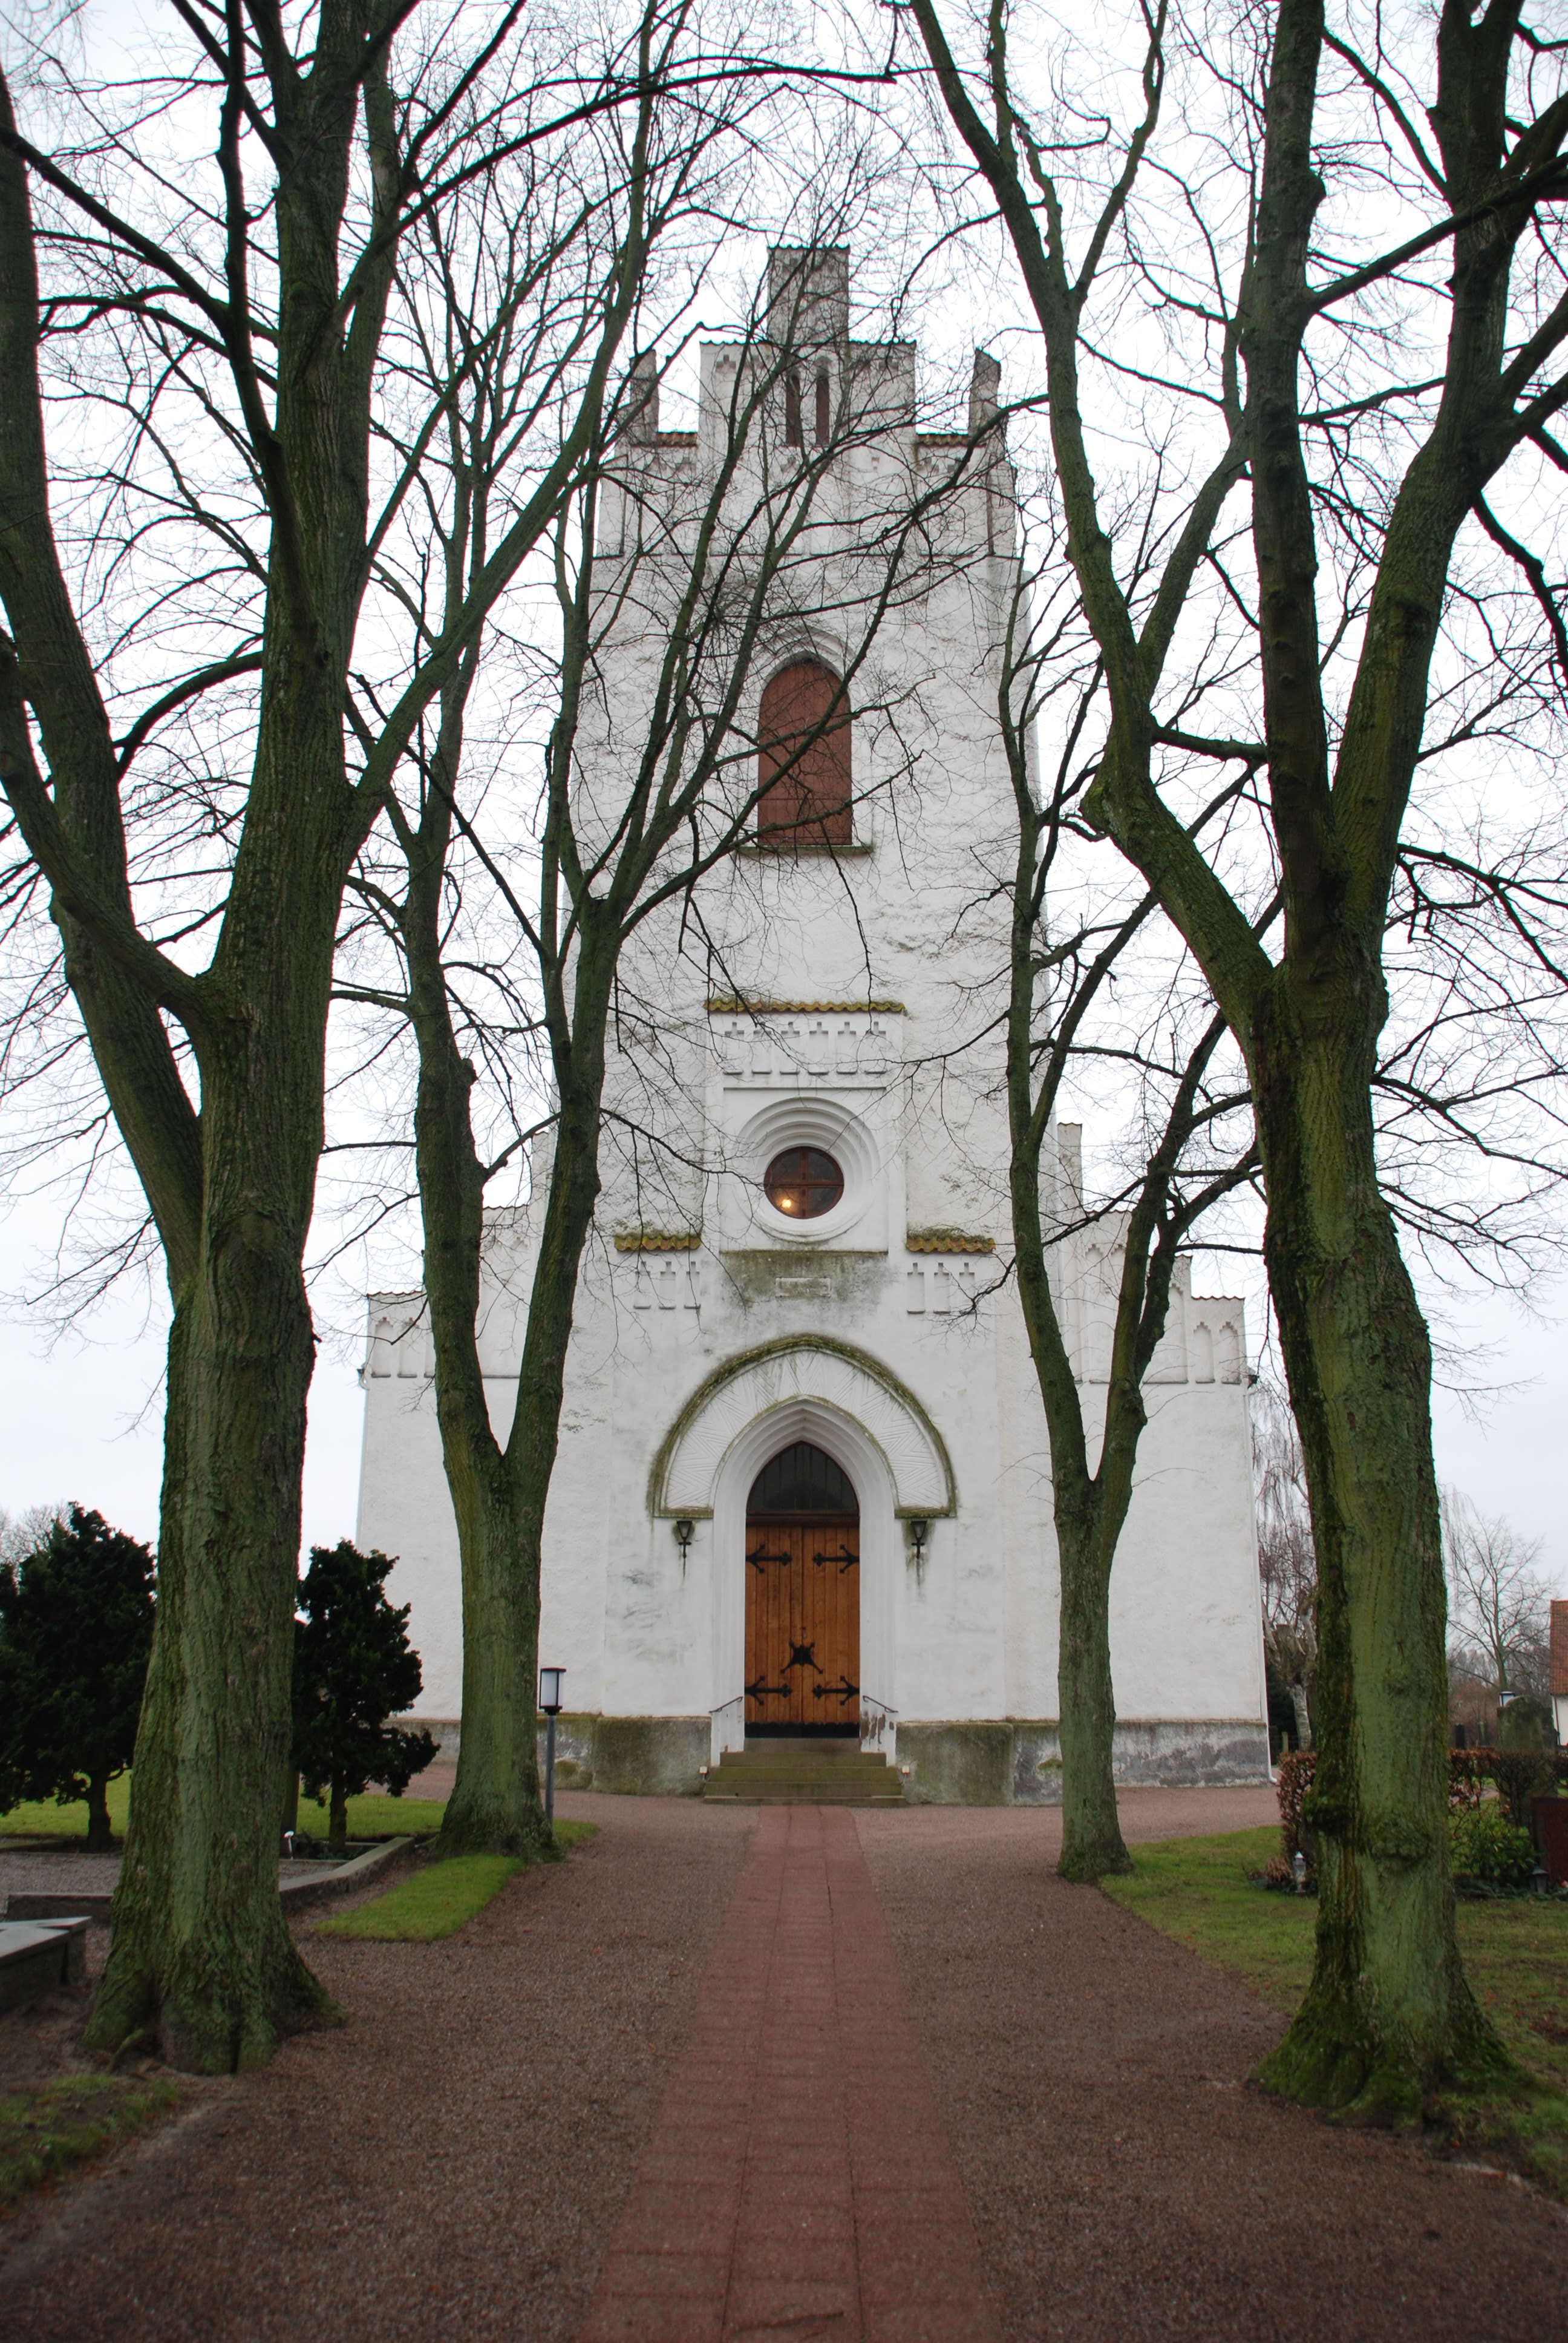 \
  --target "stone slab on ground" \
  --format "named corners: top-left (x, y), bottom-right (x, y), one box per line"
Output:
top-left (277, 1837), bottom-right (413, 1911)
top-left (0, 1918), bottom-right (88, 2013)
top-left (0, 1851), bottom-right (122, 1902)
top-left (1, 1843), bottom-right (411, 1927)
top-left (6, 1892), bottom-right (114, 1924)
top-left (1, 1787), bottom-right (1564, 2342)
